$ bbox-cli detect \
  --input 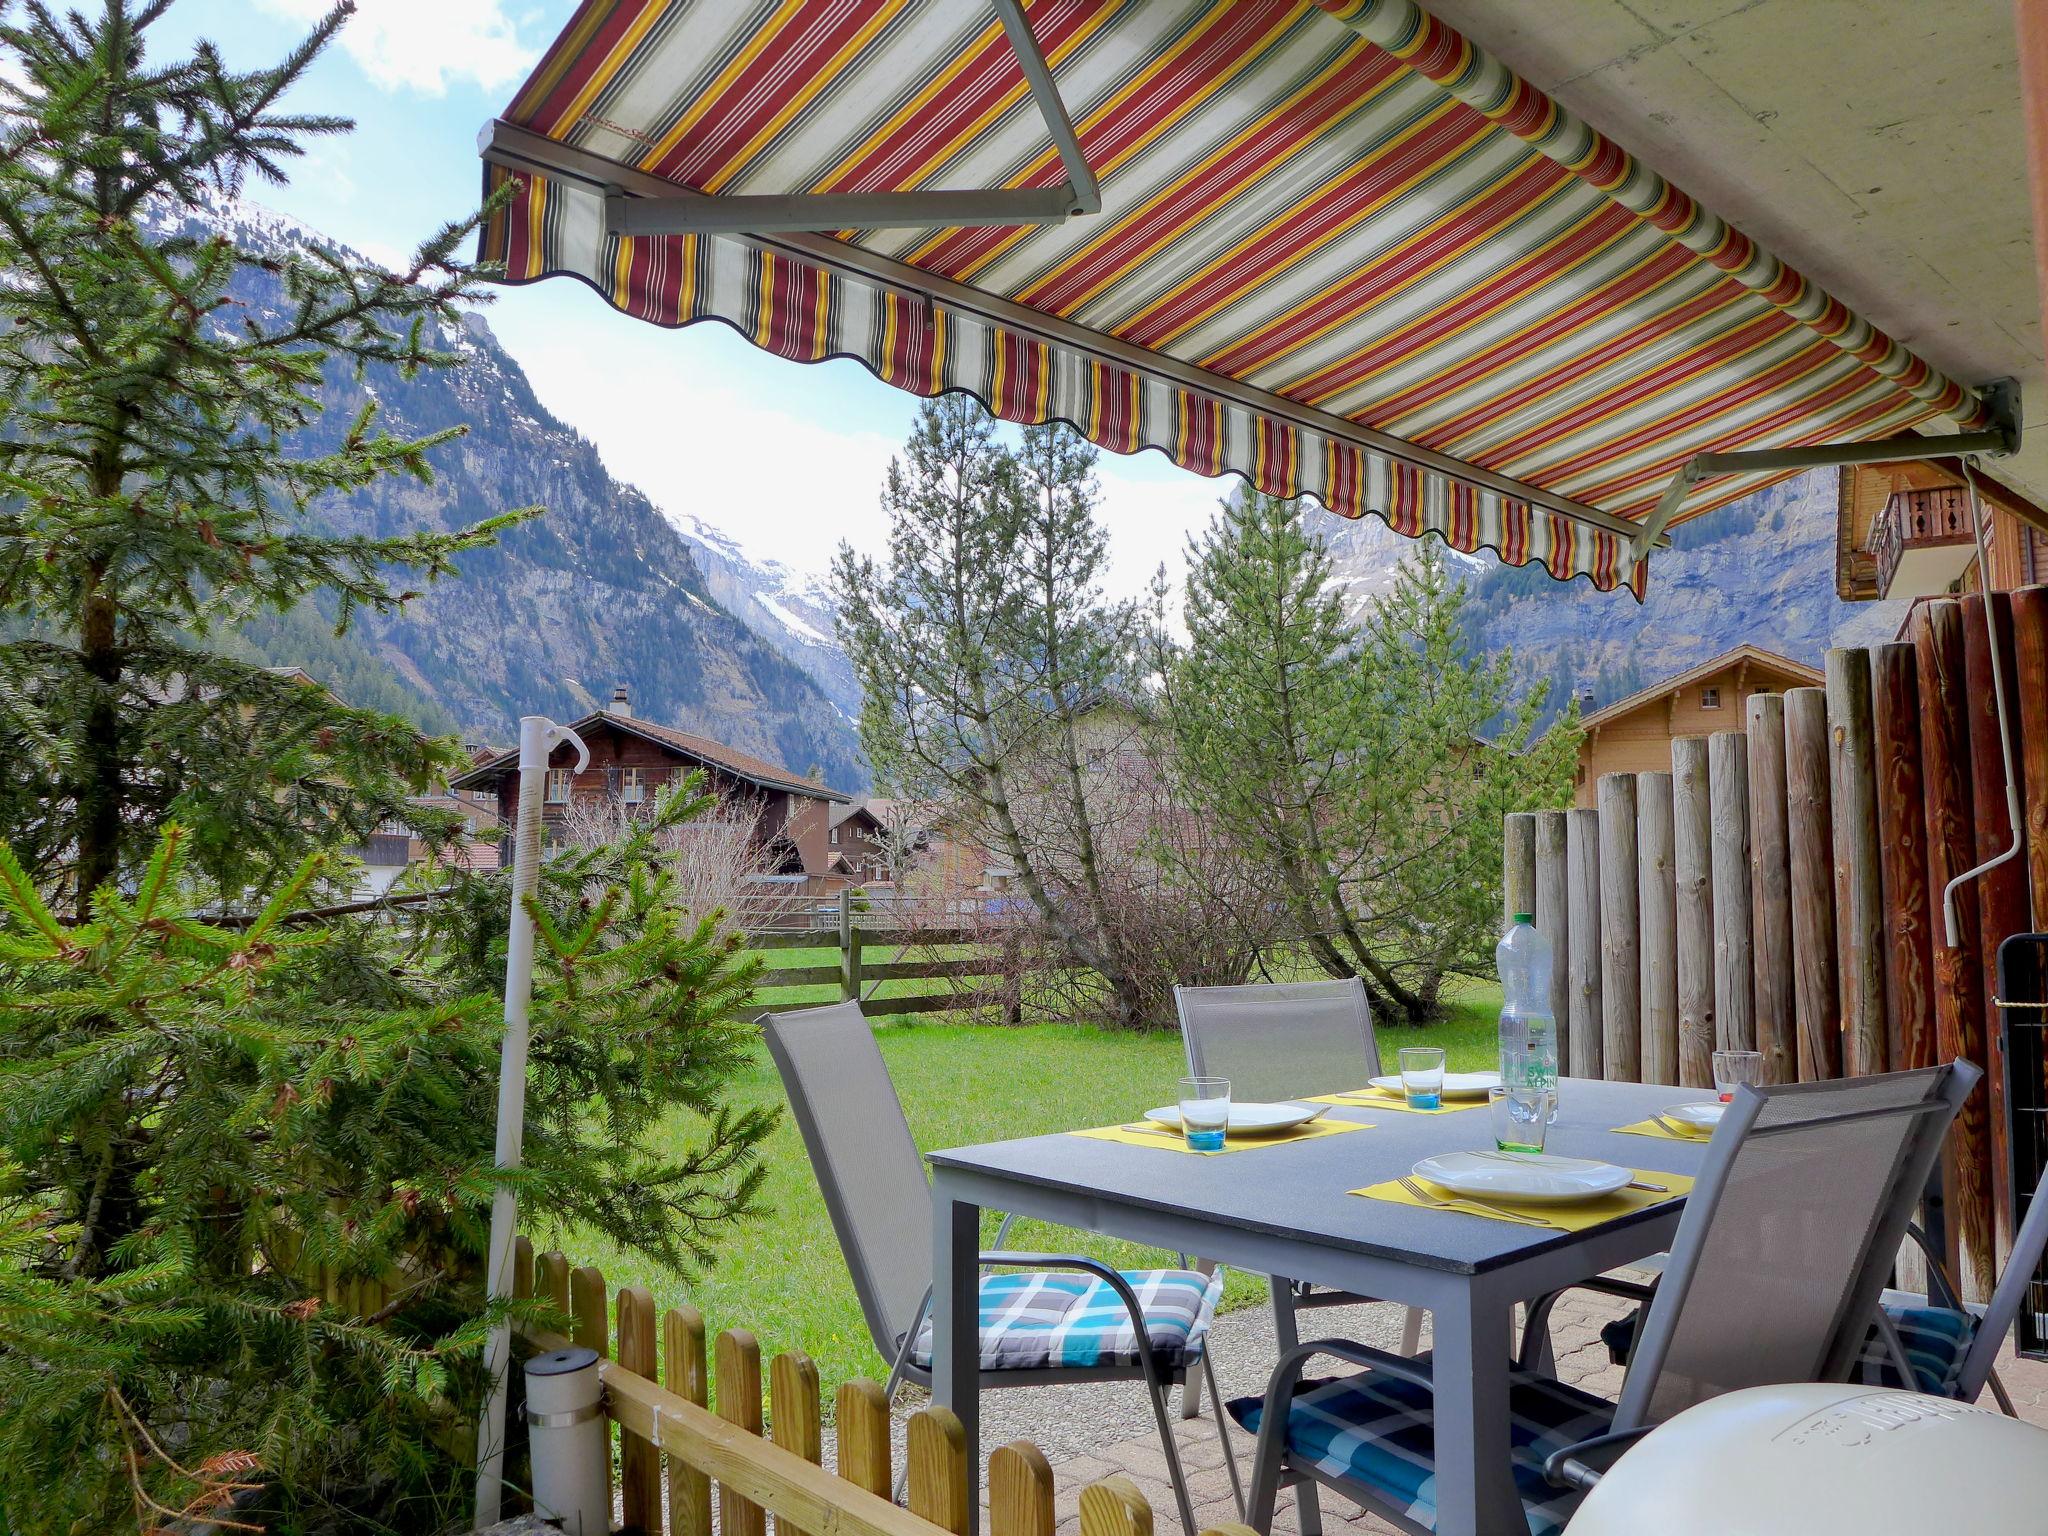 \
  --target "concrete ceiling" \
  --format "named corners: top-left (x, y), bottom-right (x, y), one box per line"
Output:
top-left (1416, 0), bottom-right (2045, 507)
